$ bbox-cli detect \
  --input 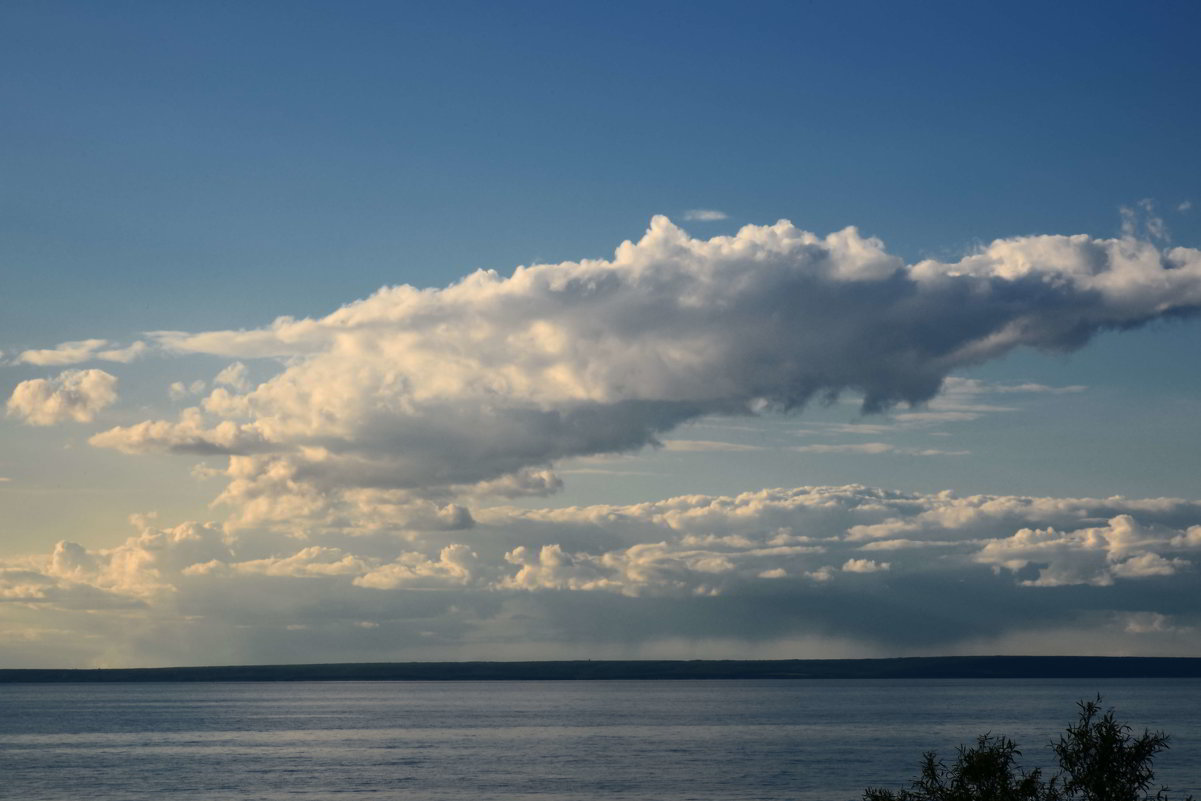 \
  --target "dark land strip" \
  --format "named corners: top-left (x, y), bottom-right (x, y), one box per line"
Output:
top-left (4, 656), bottom-right (1201, 683)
